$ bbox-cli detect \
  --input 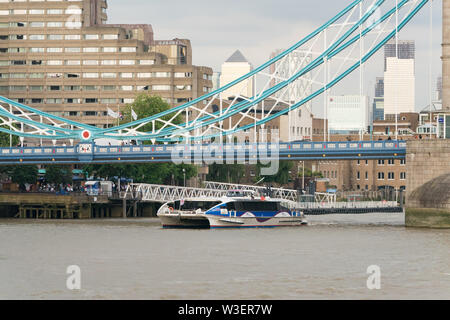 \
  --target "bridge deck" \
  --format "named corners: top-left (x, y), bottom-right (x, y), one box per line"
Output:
top-left (0, 141), bottom-right (406, 165)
